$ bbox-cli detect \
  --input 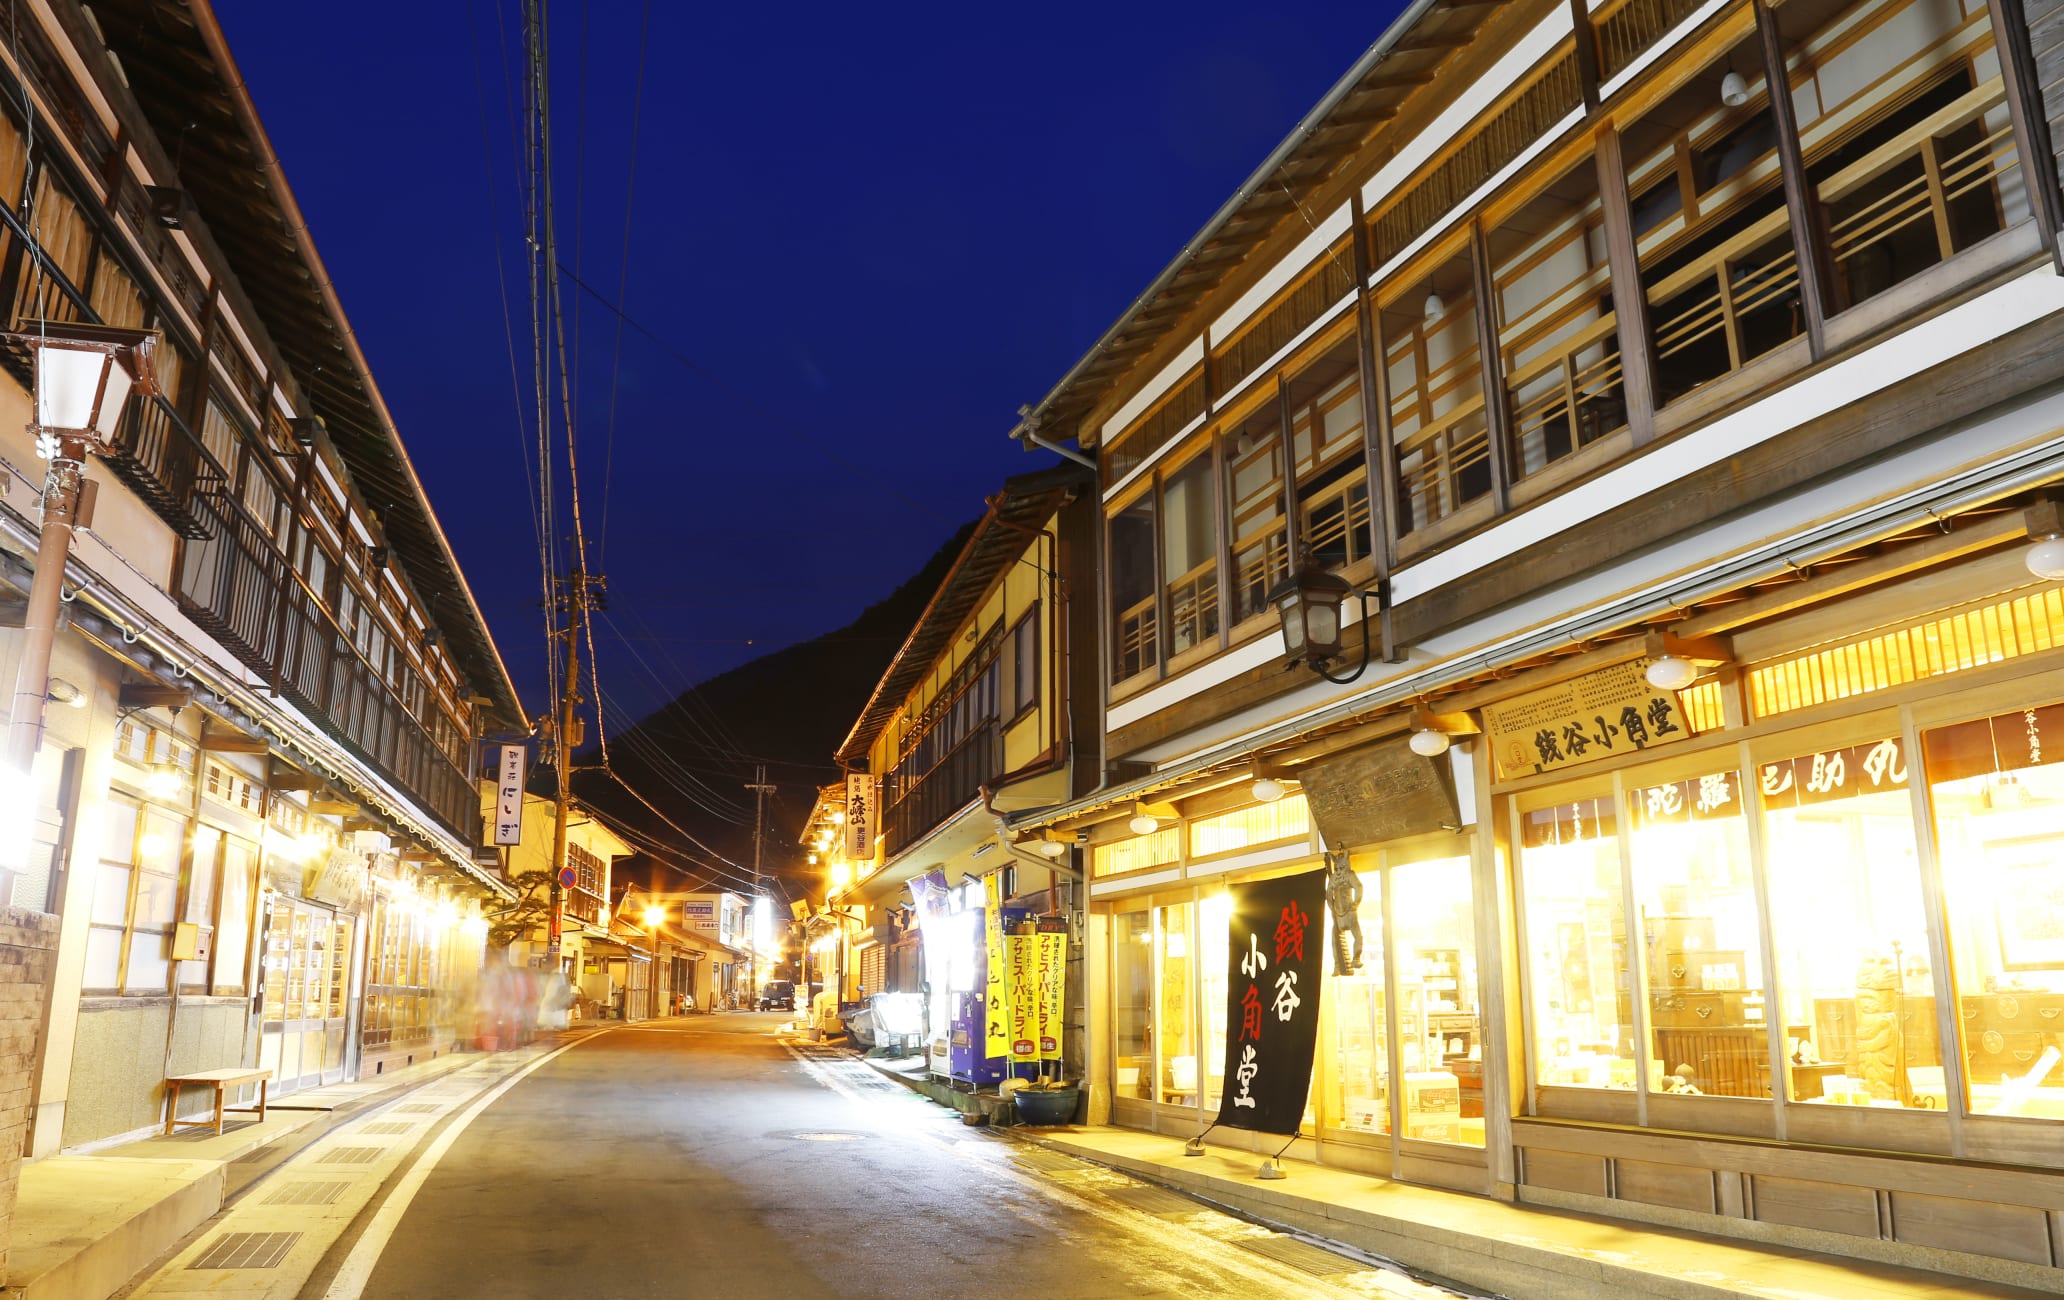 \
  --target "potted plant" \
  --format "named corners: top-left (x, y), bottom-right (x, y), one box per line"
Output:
top-left (1011, 1077), bottom-right (1080, 1126)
